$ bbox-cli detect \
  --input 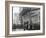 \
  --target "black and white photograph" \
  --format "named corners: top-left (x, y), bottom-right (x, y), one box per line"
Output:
top-left (12, 7), bottom-right (40, 31)
top-left (5, 1), bottom-right (45, 37)
top-left (9, 3), bottom-right (44, 35)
